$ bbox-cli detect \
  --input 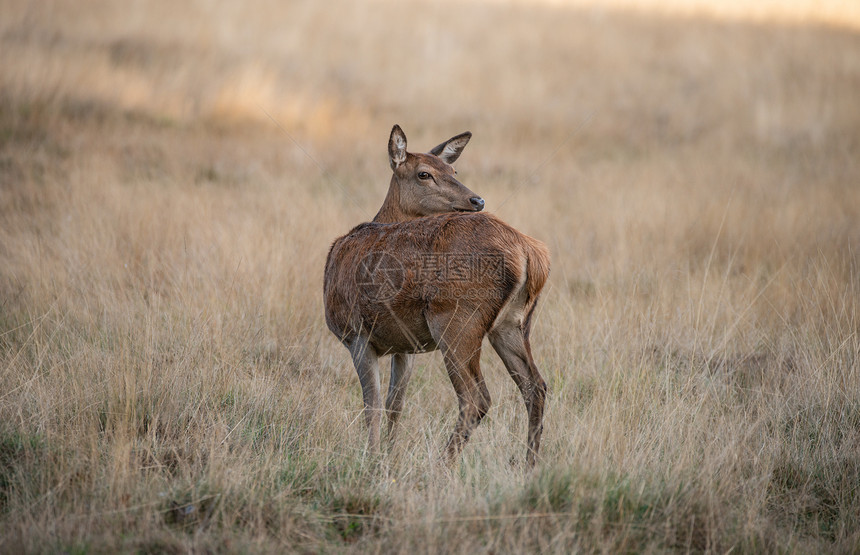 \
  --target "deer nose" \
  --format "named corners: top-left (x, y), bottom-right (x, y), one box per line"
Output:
top-left (469, 197), bottom-right (485, 211)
